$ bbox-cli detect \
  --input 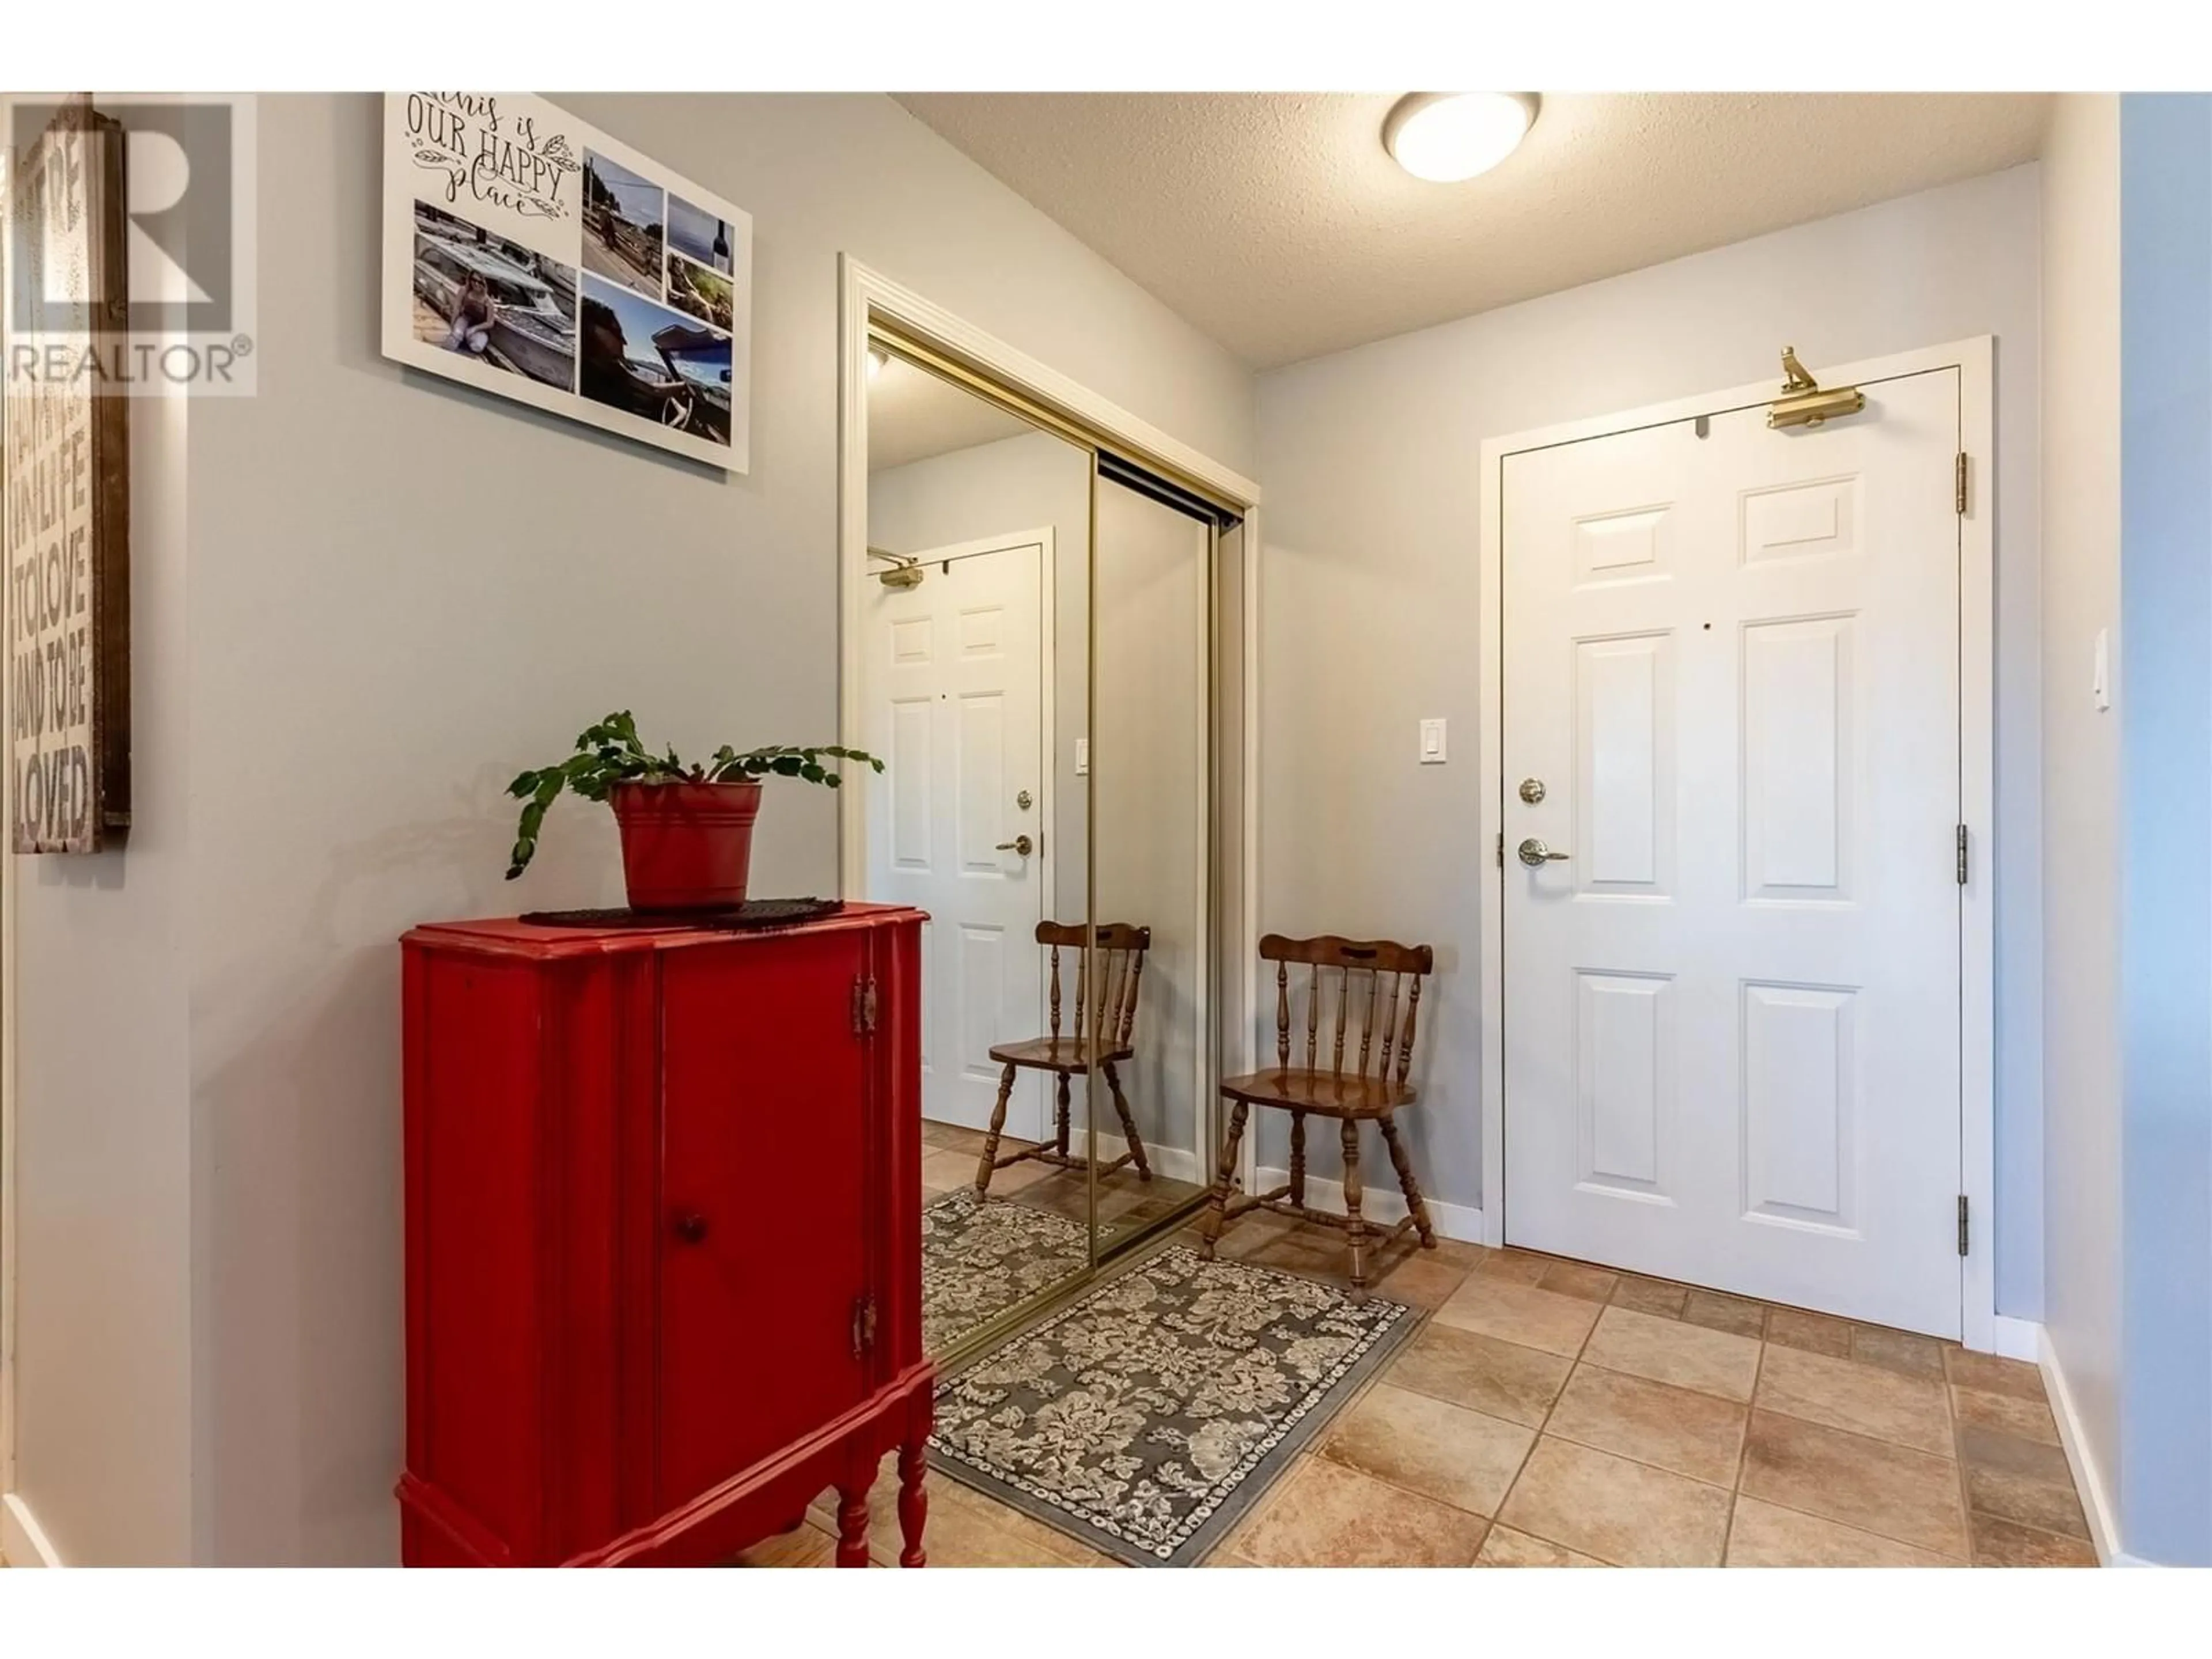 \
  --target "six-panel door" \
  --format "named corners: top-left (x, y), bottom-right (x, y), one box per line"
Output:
top-left (1501, 369), bottom-right (1964, 1337)
top-left (657, 929), bottom-right (874, 1512)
